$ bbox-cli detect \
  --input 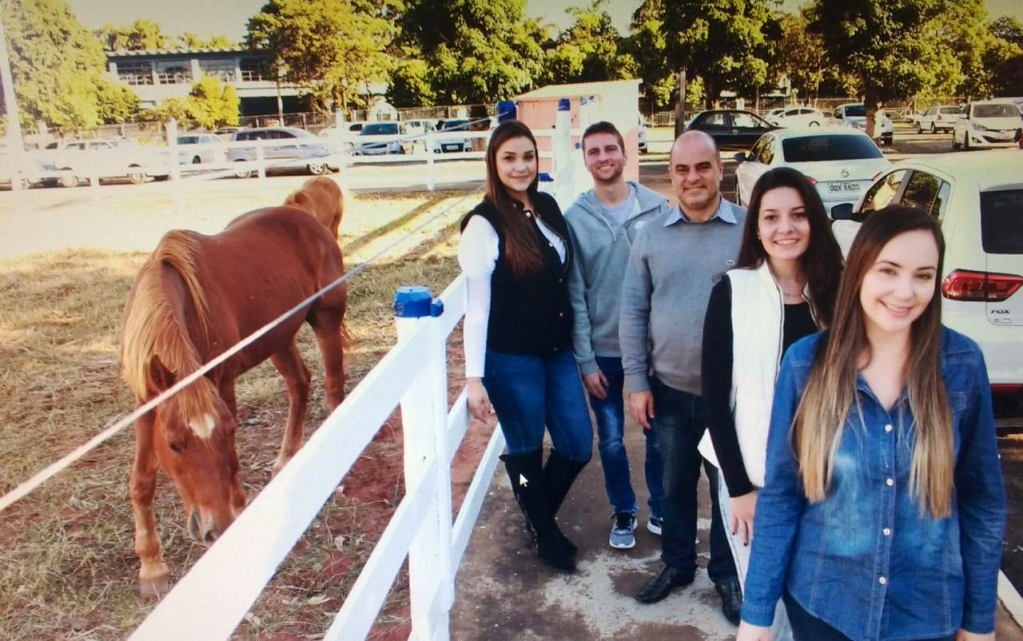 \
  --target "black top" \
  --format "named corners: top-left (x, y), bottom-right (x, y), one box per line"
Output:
top-left (460, 192), bottom-right (574, 356)
top-left (701, 275), bottom-right (818, 497)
